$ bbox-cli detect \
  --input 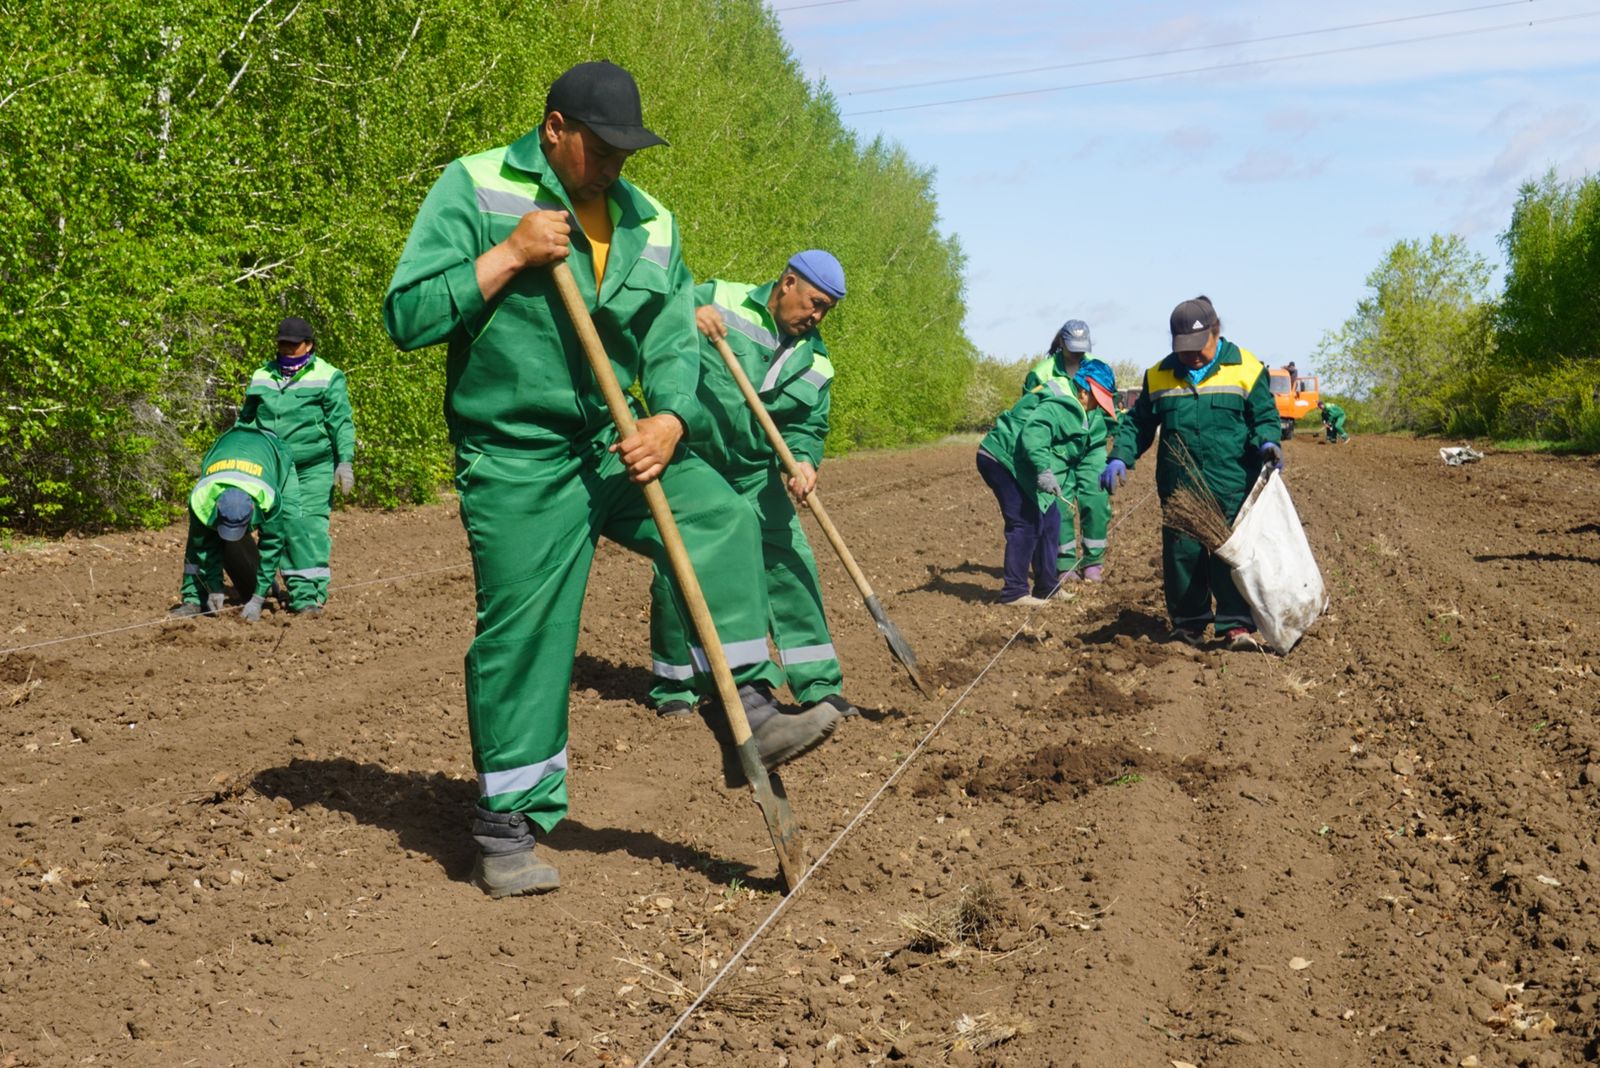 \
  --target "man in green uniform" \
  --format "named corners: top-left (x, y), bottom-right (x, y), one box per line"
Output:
top-left (647, 251), bottom-right (856, 721)
top-left (1101, 297), bottom-right (1282, 650)
top-left (1023, 321), bottom-right (1115, 582)
top-left (382, 61), bottom-right (840, 898)
top-left (171, 422), bottom-right (311, 622)
top-left (1319, 400), bottom-right (1350, 443)
top-left (239, 316), bottom-right (356, 616)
